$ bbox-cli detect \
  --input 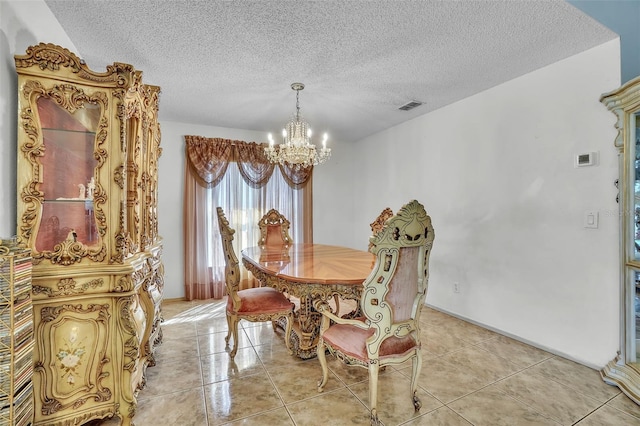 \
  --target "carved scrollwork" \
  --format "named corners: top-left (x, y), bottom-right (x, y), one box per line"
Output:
top-left (92, 188), bottom-right (108, 241)
top-left (14, 44), bottom-right (132, 85)
top-left (115, 275), bottom-right (134, 293)
top-left (114, 164), bottom-right (125, 189)
top-left (112, 201), bottom-right (135, 263)
top-left (118, 297), bottom-right (141, 373)
top-left (14, 43), bottom-right (83, 73)
top-left (44, 240), bottom-right (87, 266)
top-left (40, 397), bottom-right (64, 416)
top-left (106, 62), bottom-right (136, 87)
top-left (33, 277), bottom-right (104, 297)
top-left (40, 303), bottom-right (111, 323)
top-left (112, 231), bottom-right (134, 264)
top-left (155, 264), bottom-right (165, 292)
